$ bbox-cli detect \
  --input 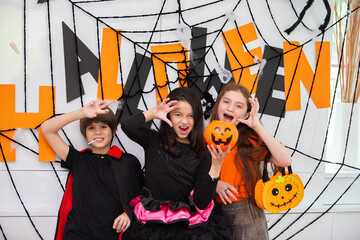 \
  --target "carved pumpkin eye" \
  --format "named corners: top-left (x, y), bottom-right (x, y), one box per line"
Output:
top-left (285, 184), bottom-right (292, 192)
top-left (272, 188), bottom-right (279, 196)
top-left (204, 120), bottom-right (238, 150)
